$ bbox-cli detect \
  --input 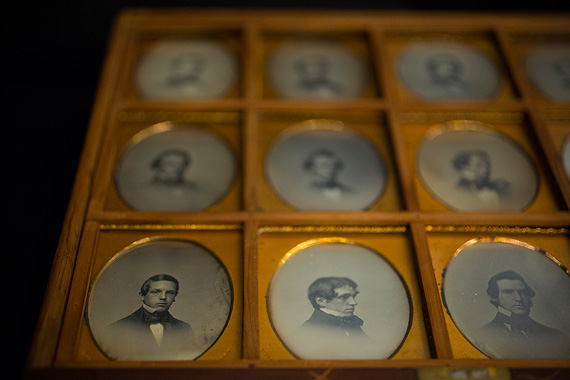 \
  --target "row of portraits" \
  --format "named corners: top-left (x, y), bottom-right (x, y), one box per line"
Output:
top-left (112, 119), bottom-right (559, 213)
top-left (133, 38), bottom-right (570, 101)
top-left (85, 235), bottom-right (570, 361)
